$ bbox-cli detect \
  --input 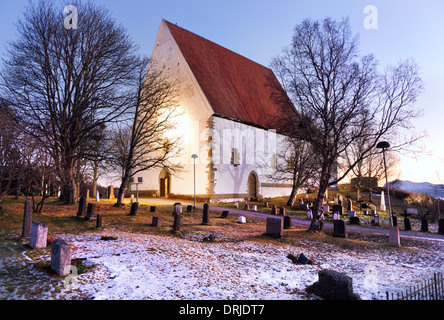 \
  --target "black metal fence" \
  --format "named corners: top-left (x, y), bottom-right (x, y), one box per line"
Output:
top-left (386, 273), bottom-right (444, 300)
